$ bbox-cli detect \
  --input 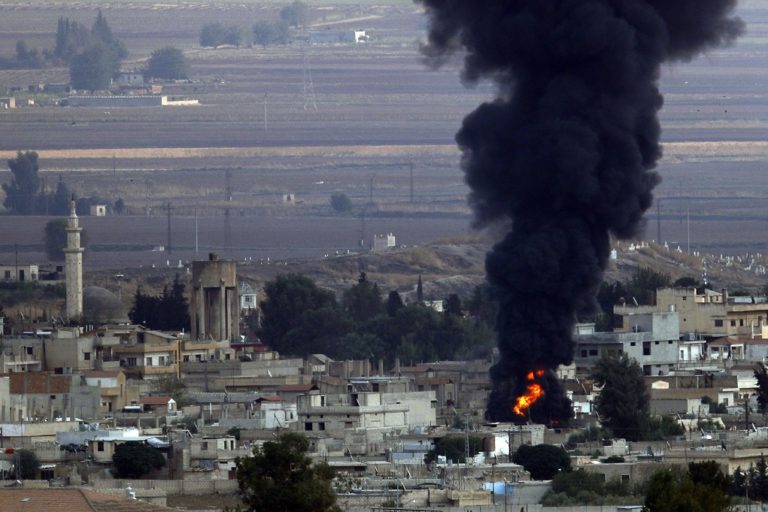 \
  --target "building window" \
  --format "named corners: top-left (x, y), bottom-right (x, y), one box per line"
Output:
top-left (127, 357), bottom-right (137, 367)
top-left (305, 422), bottom-right (313, 431)
top-left (630, 342), bottom-right (636, 347)
top-left (83, 352), bottom-right (91, 361)
top-left (740, 319), bottom-right (744, 327)
top-left (183, 355), bottom-right (190, 362)
top-left (3, 271), bottom-right (9, 279)
top-left (715, 320), bottom-right (723, 327)
top-left (97, 441), bottom-right (104, 452)
top-left (146, 357), bottom-right (153, 366)
top-left (201, 442), bottom-right (208, 450)
top-left (731, 320), bottom-right (736, 327)
top-left (643, 342), bottom-right (651, 356)
top-left (26, 347), bottom-right (33, 355)
top-left (588, 349), bottom-right (598, 356)
top-left (580, 350), bottom-right (587, 358)
top-left (319, 422), bottom-right (326, 431)
top-left (50, 395), bottom-right (56, 399)
top-left (345, 421), bottom-right (353, 428)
